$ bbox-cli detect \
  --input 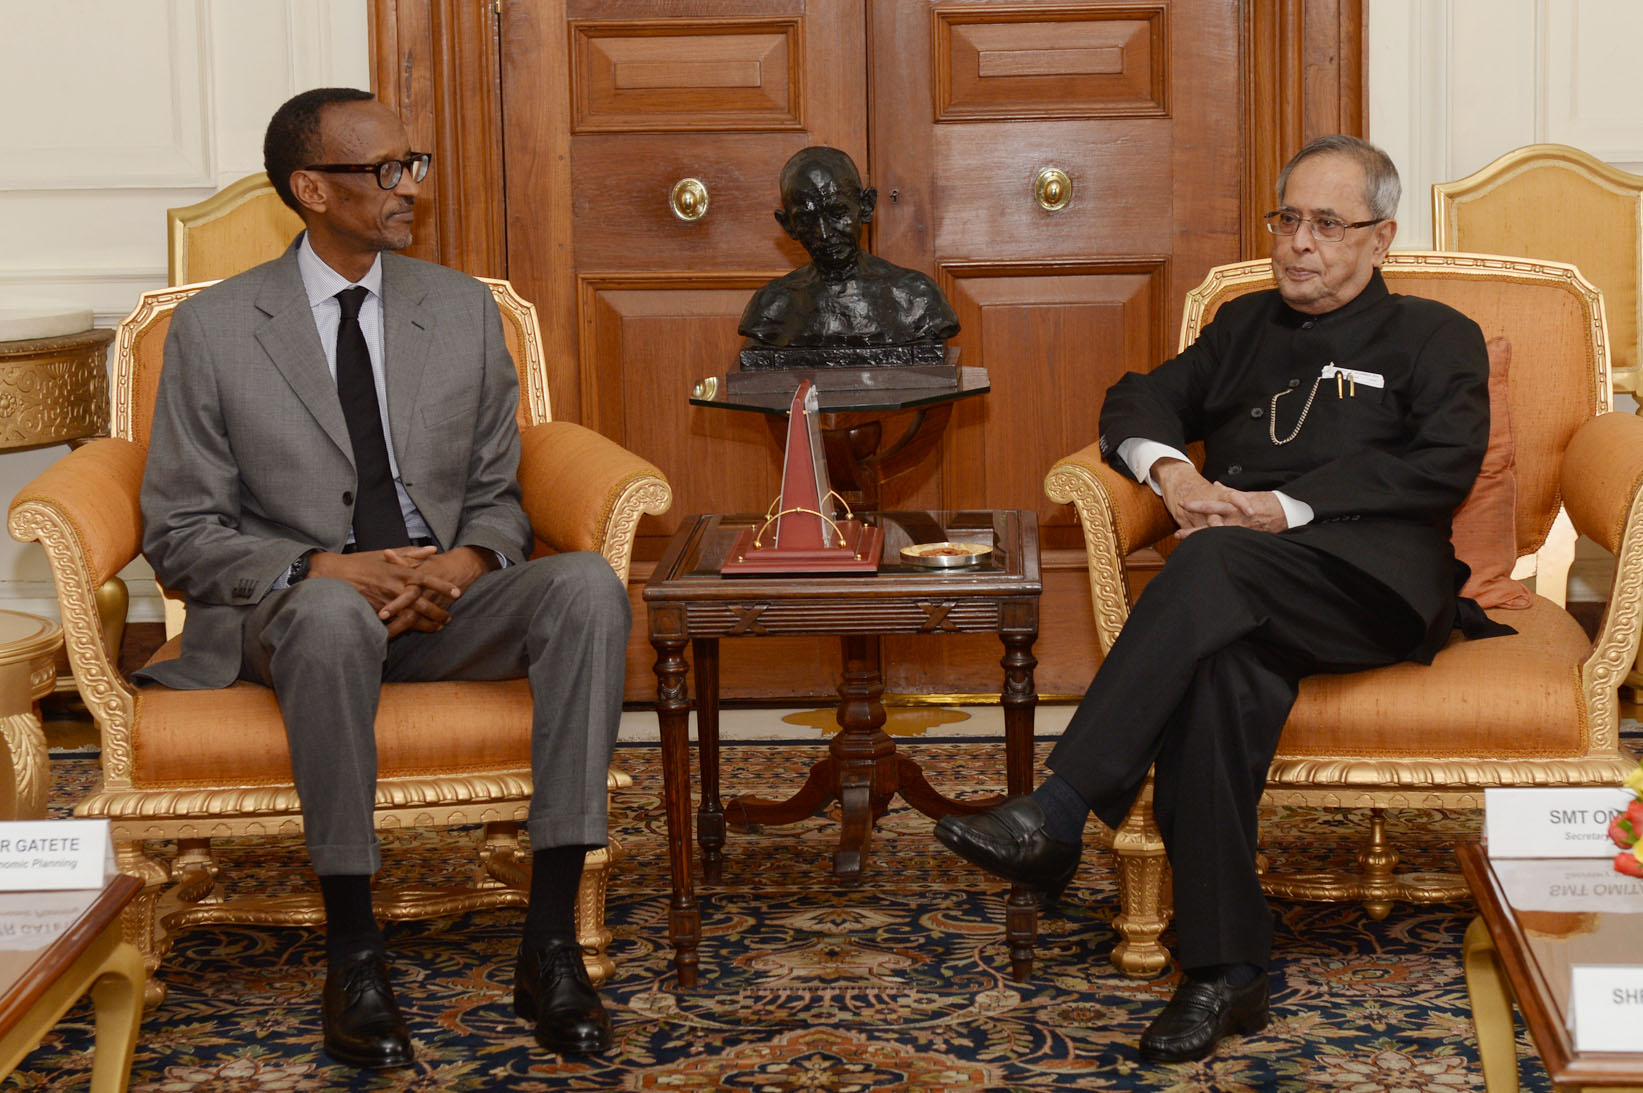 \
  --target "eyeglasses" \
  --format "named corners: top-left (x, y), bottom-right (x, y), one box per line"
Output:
top-left (1264, 209), bottom-right (1382, 242)
top-left (303, 153), bottom-right (432, 190)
